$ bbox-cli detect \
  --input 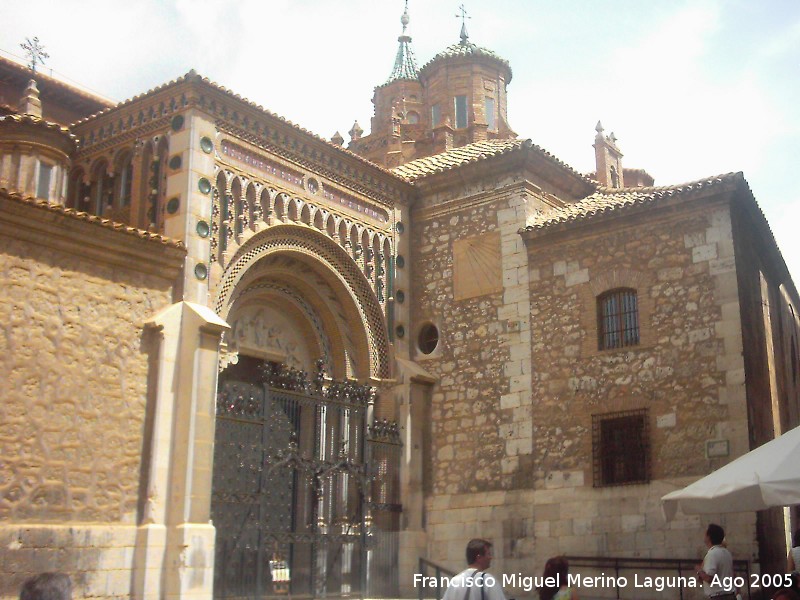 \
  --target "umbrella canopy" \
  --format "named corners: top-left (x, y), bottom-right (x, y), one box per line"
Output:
top-left (662, 425), bottom-right (800, 521)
